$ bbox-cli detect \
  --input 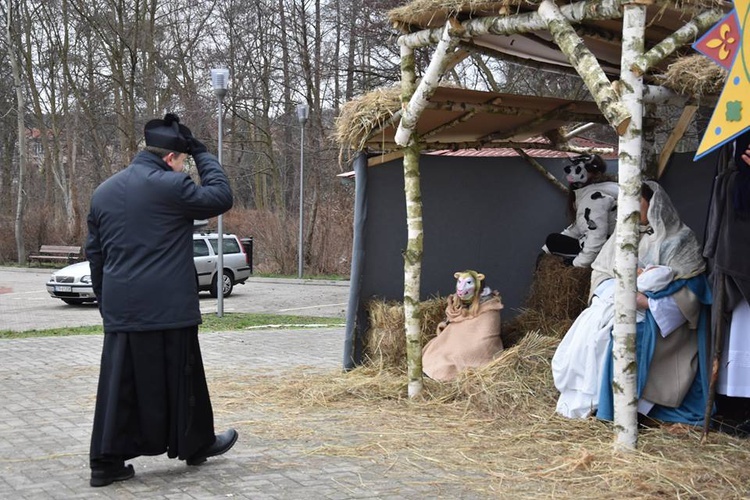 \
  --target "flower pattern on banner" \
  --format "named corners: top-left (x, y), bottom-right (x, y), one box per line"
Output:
top-left (692, 4), bottom-right (750, 159)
